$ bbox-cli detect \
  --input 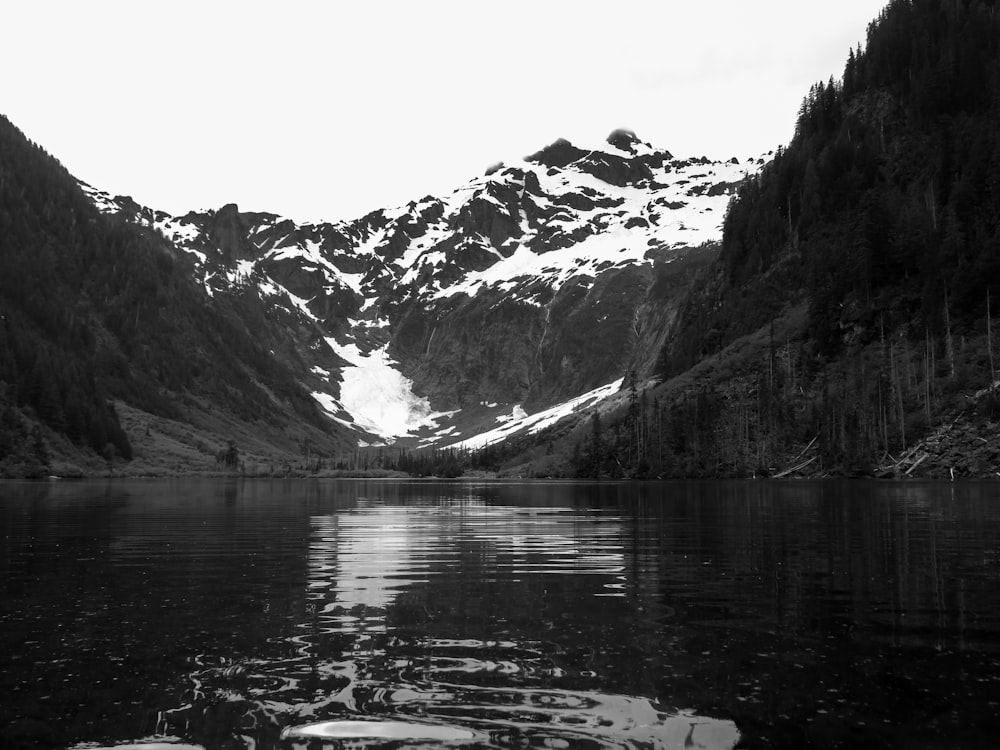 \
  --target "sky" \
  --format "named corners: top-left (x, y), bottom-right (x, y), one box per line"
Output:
top-left (3, 1), bottom-right (888, 224)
